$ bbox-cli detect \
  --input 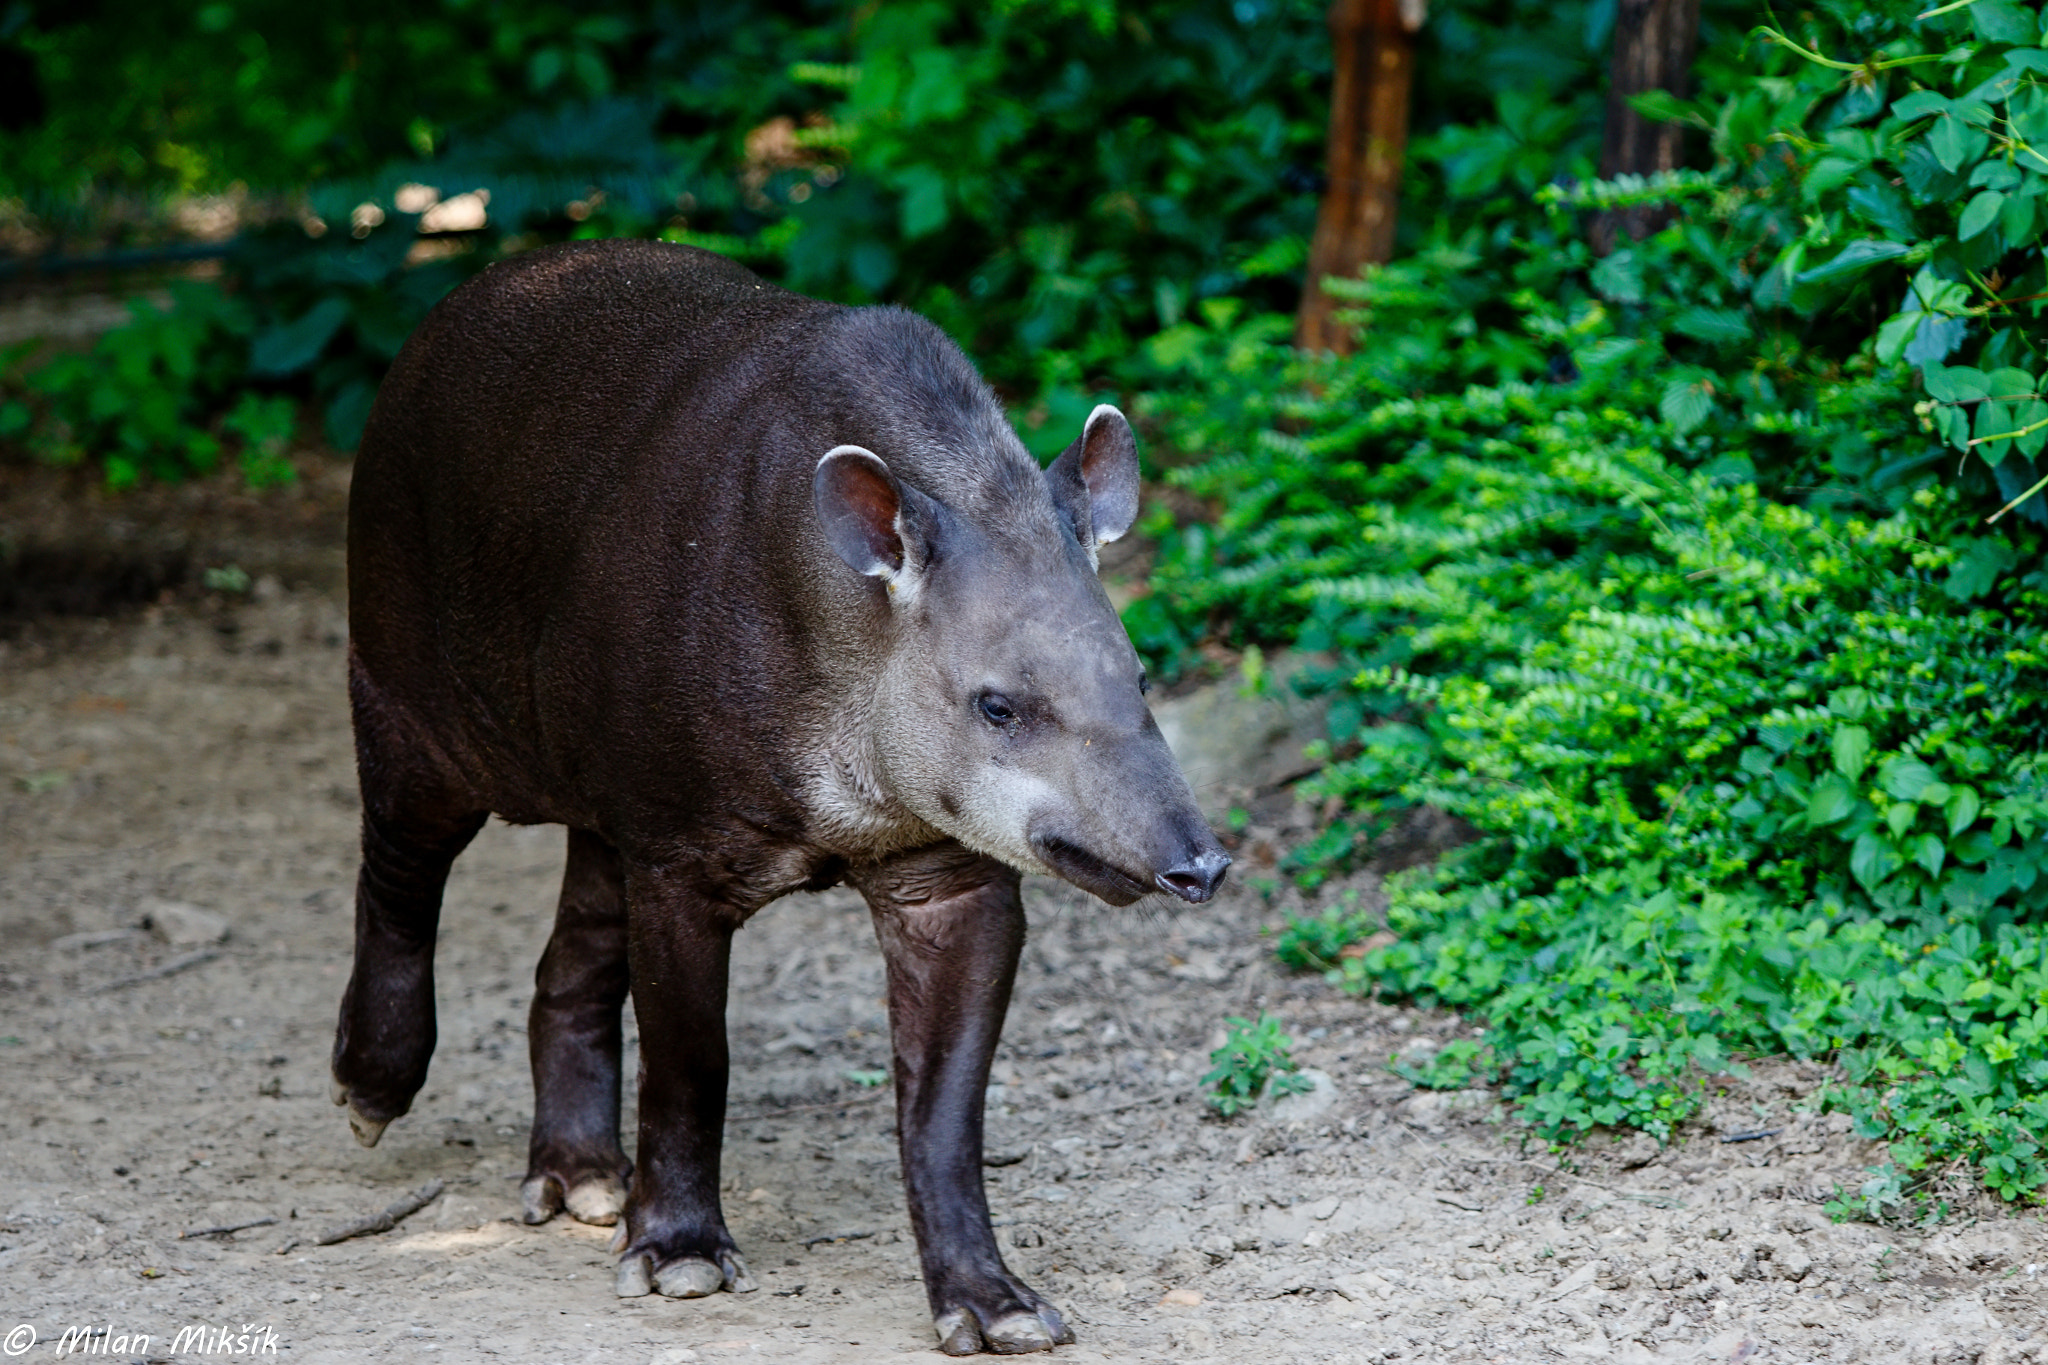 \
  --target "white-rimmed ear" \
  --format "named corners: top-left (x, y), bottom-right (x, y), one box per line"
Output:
top-left (1046, 403), bottom-right (1140, 557)
top-left (814, 445), bottom-right (936, 593)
